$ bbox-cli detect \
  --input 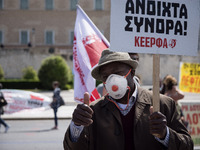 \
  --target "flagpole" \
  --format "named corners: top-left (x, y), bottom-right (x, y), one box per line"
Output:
top-left (76, 5), bottom-right (110, 47)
